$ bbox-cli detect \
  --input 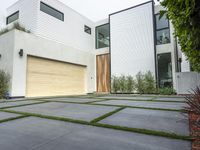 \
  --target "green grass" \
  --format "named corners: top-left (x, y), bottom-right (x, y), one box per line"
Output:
top-left (0, 101), bottom-right (49, 109)
top-left (30, 99), bottom-right (184, 112)
top-left (0, 100), bottom-right (29, 103)
top-left (94, 98), bottom-right (185, 103)
top-left (88, 103), bottom-right (184, 112)
top-left (90, 107), bottom-right (125, 123)
top-left (0, 115), bottom-right (30, 123)
top-left (0, 109), bottom-right (191, 141)
top-left (93, 123), bottom-right (191, 141)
